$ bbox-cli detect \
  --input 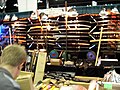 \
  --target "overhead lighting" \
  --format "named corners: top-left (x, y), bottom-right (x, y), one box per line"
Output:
top-left (0, 6), bottom-right (6, 9)
top-left (111, 7), bottom-right (119, 14)
top-left (30, 12), bottom-right (38, 20)
top-left (11, 14), bottom-right (18, 21)
top-left (14, 4), bottom-right (18, 7)
top-left (38, 0), bottom-right (43, 3)
top-left (4, 14), bottom-right (10, 21)
top-left (99, 8), bottom-right (108, 19)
